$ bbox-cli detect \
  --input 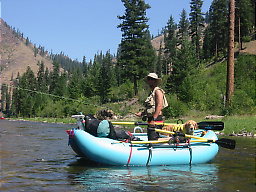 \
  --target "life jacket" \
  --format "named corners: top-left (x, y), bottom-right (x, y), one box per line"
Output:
top-left (144, 87), bottom-right (168, 115)
top-left (171, 124), bottom-right (187, 134)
